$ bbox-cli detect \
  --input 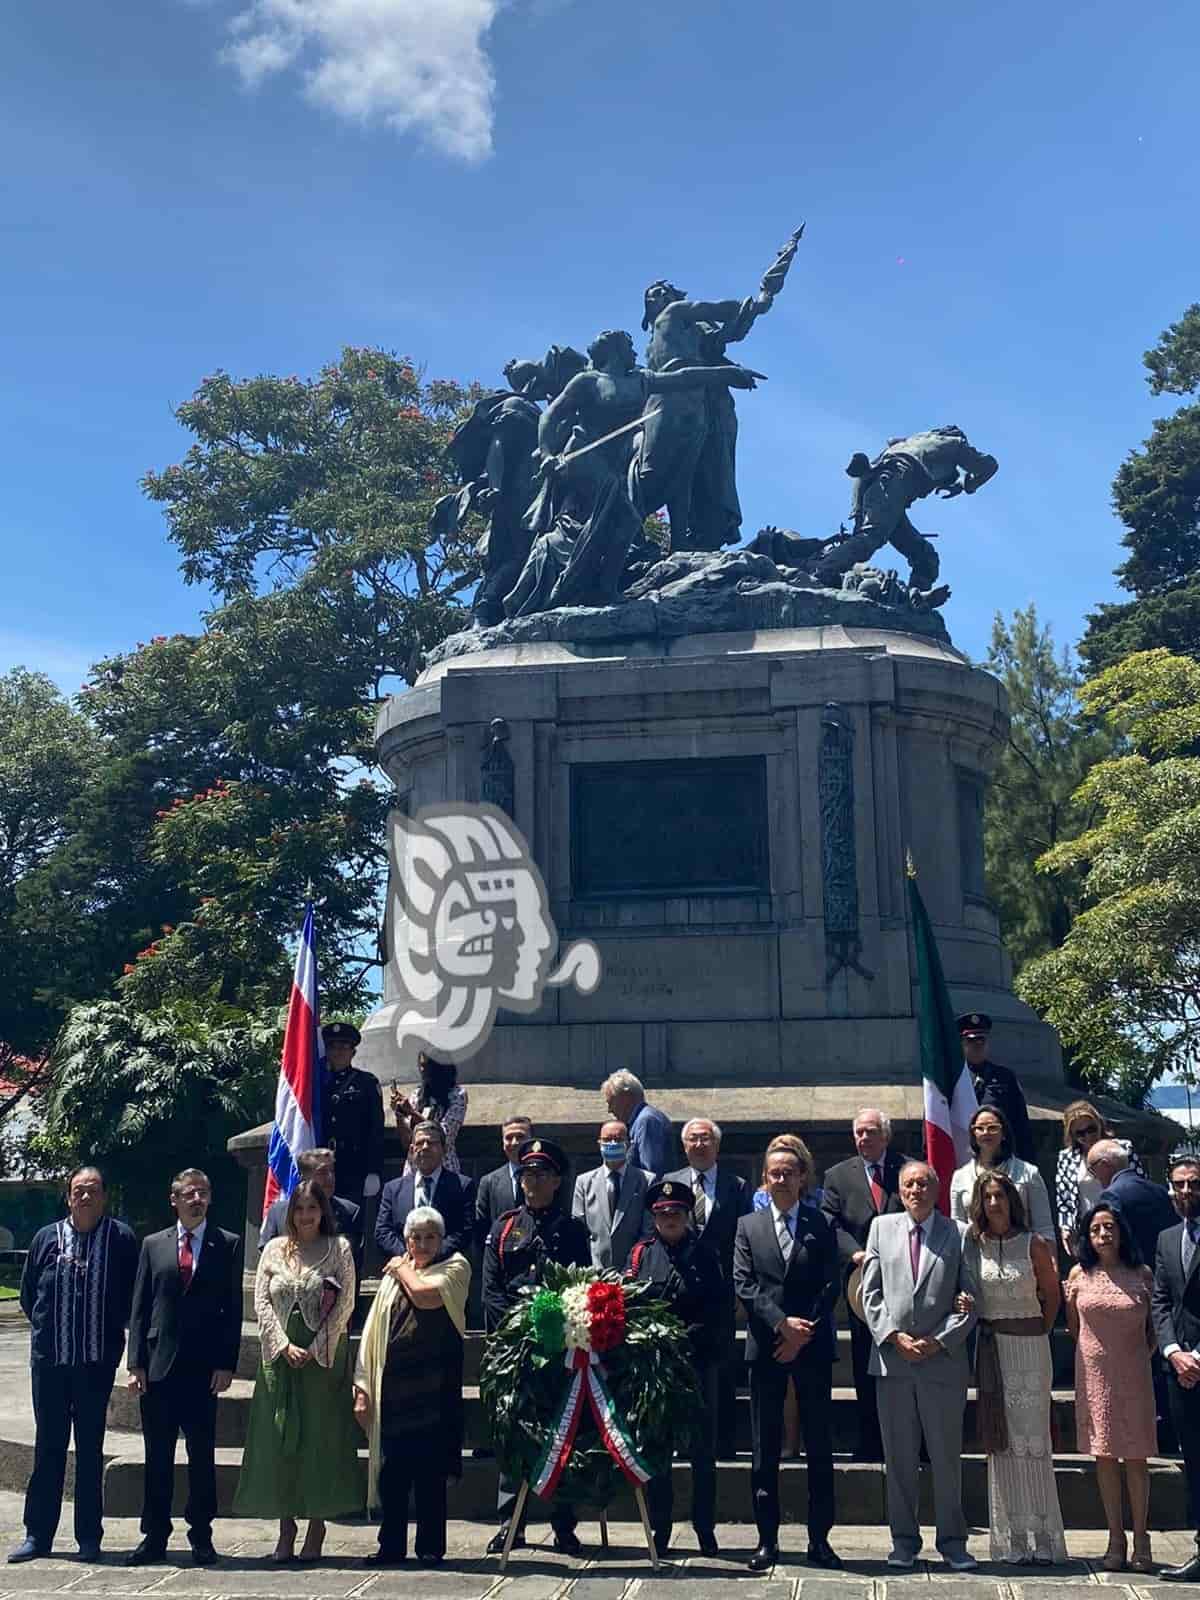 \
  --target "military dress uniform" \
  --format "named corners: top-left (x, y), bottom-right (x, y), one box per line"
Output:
top-left (630, 1179), bottom-right (724, 1556)
top-left (321, 1023), bottom-right (385, 1211)
top-left (482, 1138), bottom-right (591, 1555)
top-left (958, 1013), bottom-right (1035, 1163)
